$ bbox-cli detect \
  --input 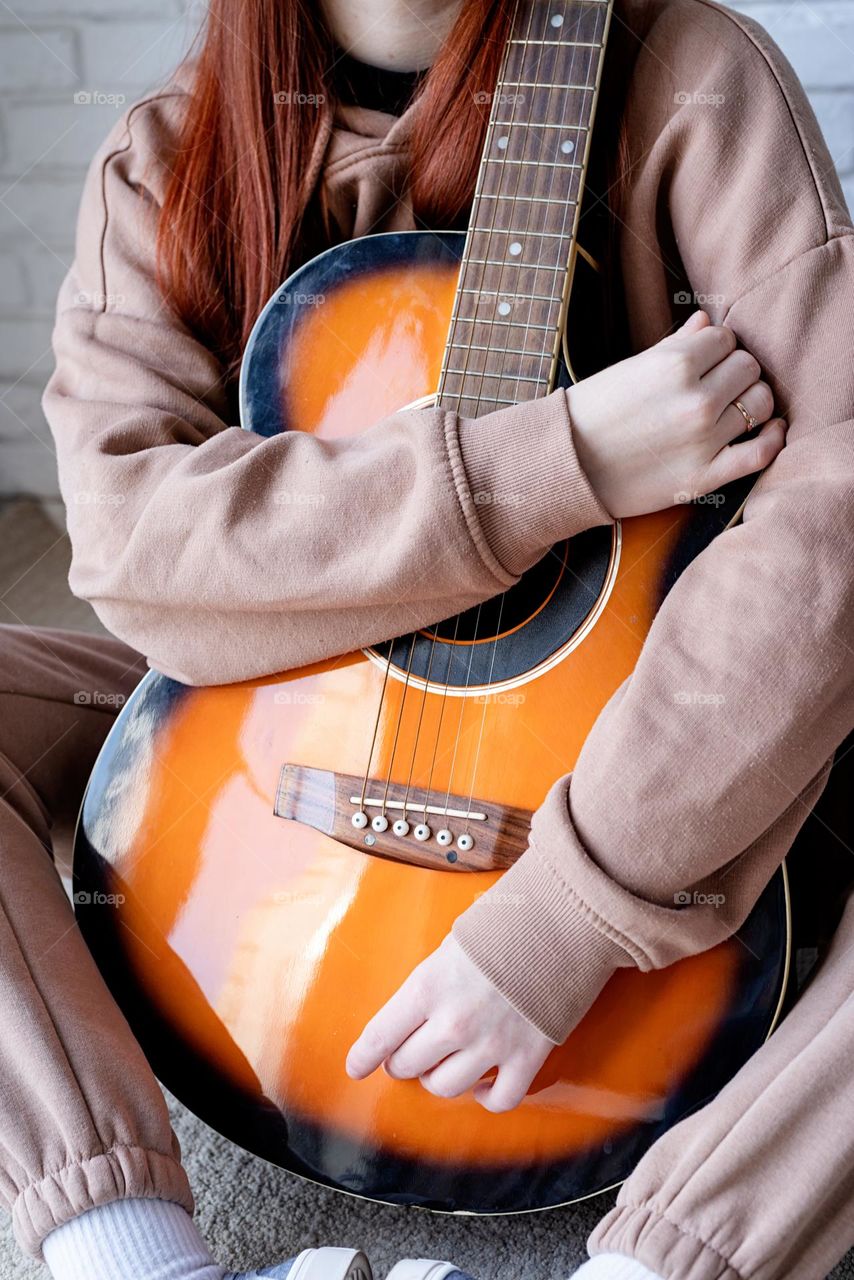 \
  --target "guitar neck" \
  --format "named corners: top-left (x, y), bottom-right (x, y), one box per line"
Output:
top-left (436, 0), bottom-right (614, 416)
